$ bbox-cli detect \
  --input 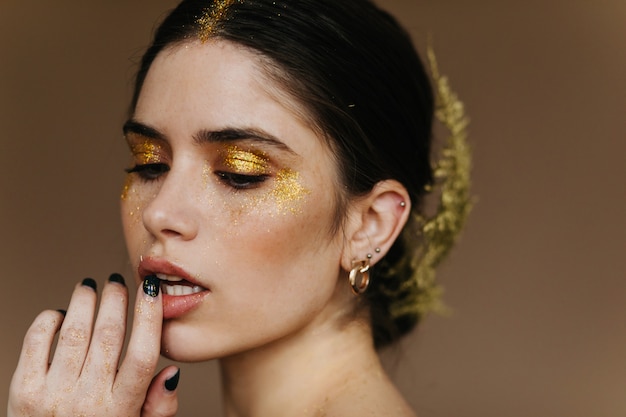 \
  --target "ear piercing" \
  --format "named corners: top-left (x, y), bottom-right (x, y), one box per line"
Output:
top-left (366, 247), bottom-right (381, 259)
top-left (400, 201), bottom-right (406, 207)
